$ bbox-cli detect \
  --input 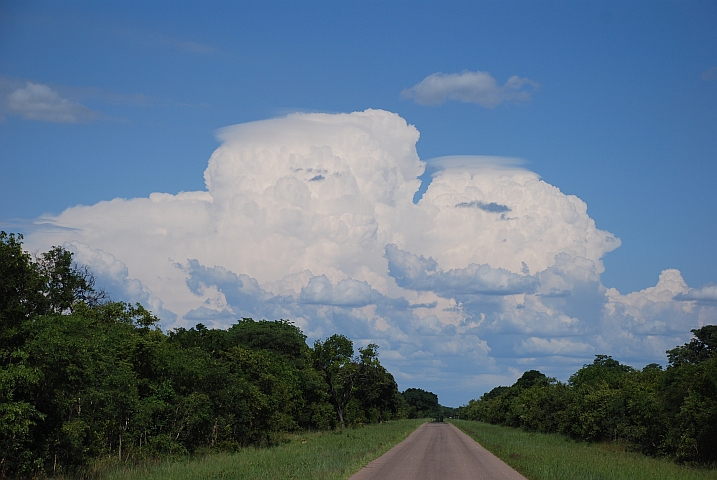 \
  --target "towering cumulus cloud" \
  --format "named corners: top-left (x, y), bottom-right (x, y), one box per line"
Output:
top-left (25, 109), bottom-right (715, 405)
